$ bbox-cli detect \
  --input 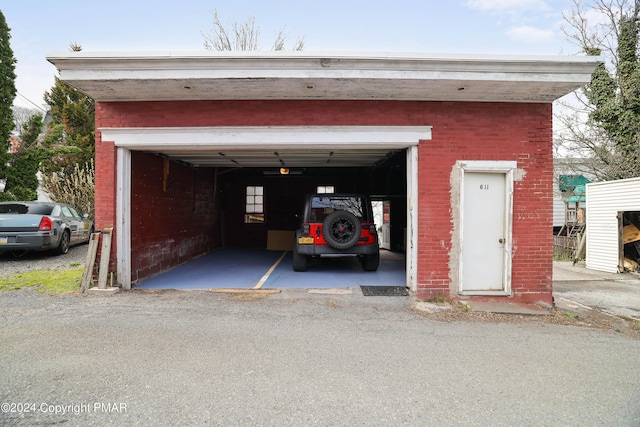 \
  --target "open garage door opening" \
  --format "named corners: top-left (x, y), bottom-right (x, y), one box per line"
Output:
top-left (106, 126), bottom-right (428, 290)
top-left (128, 151), bottom-right (408, 290)
top-left (621, 211), bottom-right (640, 273)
